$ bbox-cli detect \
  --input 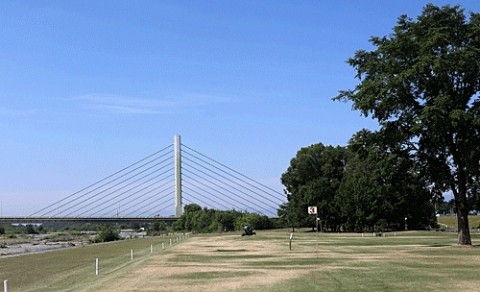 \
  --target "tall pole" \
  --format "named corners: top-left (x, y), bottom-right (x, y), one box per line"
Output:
top-left (174, 134), bottom-right (183, 217)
